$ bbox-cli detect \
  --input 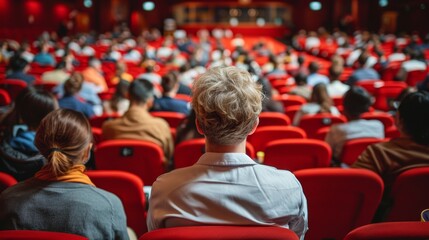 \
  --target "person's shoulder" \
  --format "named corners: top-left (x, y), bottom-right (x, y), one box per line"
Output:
top-left (252, 164), bottom-right (302, 189)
